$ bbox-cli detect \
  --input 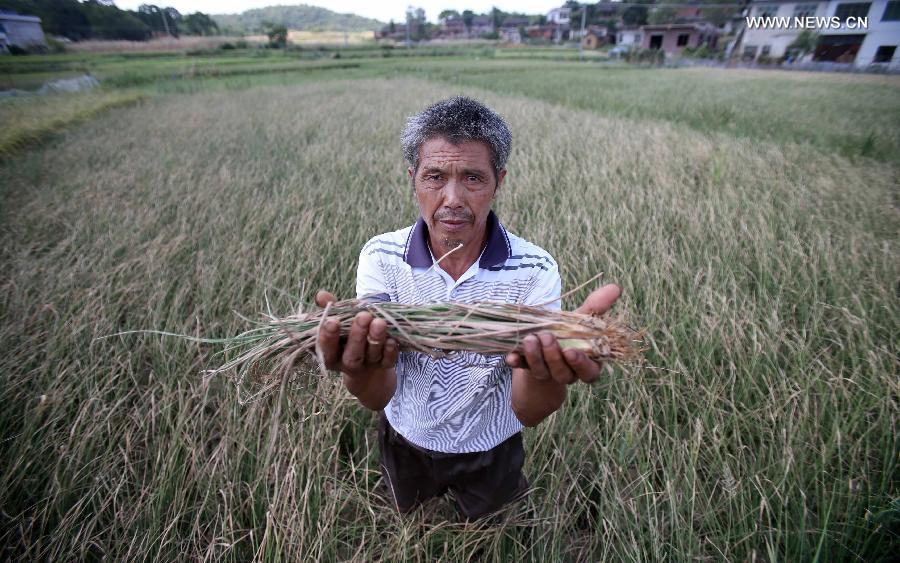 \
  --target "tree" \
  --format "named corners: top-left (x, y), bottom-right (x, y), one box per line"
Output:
top-left (182, 12), bottom-right (219, 36)
top-left (82, 0), bottom-right (150, 40)
top-left (0, 0), bottom-right (92, 39)
top-left (700, 0), bottom-right (742, 28)
top-left (787, 29), bottom-right (818, 58)
top-left (622, 6), bottom-right (648, 27)
top-left (163, 7), bottom-right (180, 37)
top-left (136, 5), bottom-right (180, 37)
top-left (266, 23), bottom-right (288, 47)
top-left (438, 9), bottom-right (459, 24)
top-left (566, 1), bottom-right (596, 29)
top-left (405, 6), bottom-right (427, 41)
top-left (462, 9), bottom-right (474, 34)
top-left (649, 6), bottom-right (678, 25)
